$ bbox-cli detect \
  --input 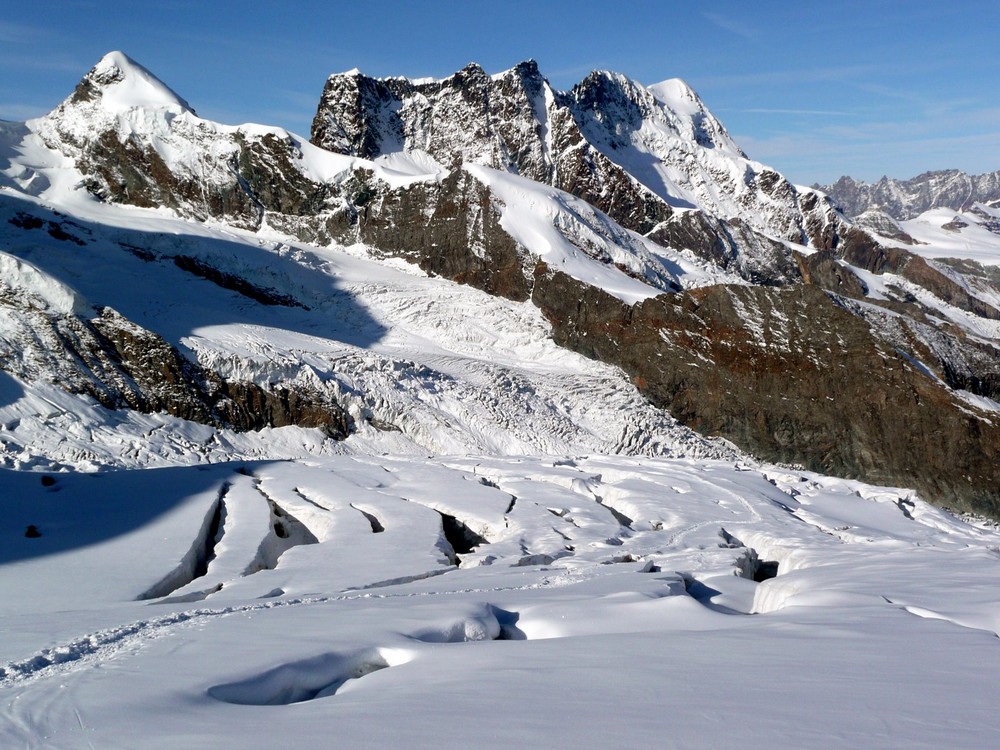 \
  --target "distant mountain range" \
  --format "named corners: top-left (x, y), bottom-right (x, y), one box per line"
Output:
top-left (818, 170), bottom-right (1000, 220)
